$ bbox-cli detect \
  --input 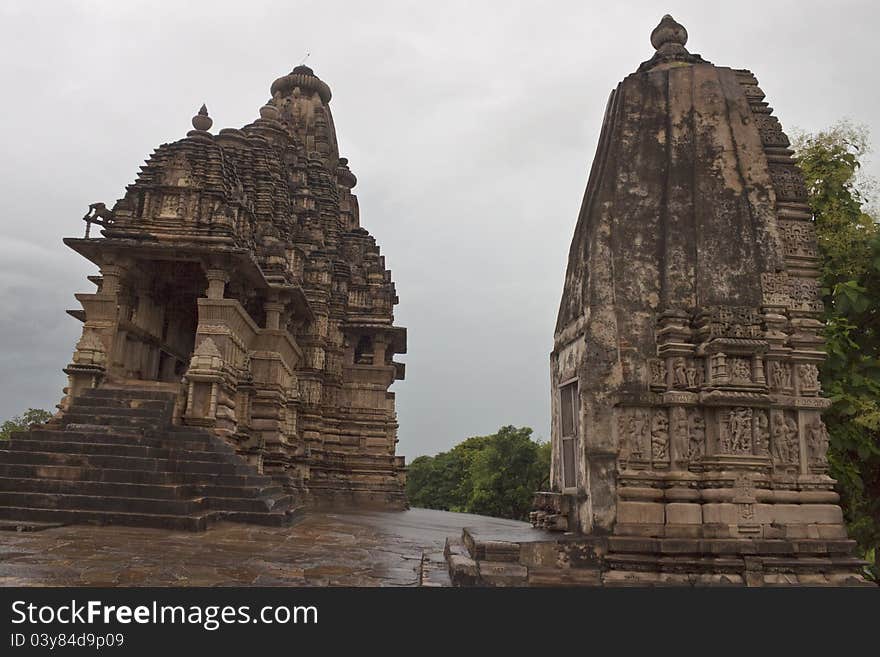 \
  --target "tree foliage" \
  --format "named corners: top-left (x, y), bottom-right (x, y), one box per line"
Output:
top-left (793, 122), bottom-right (880, 575)
top-left (0, 408), bottom-right (53, 440)
top-left (407, 426), bottom-right (550, 520)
